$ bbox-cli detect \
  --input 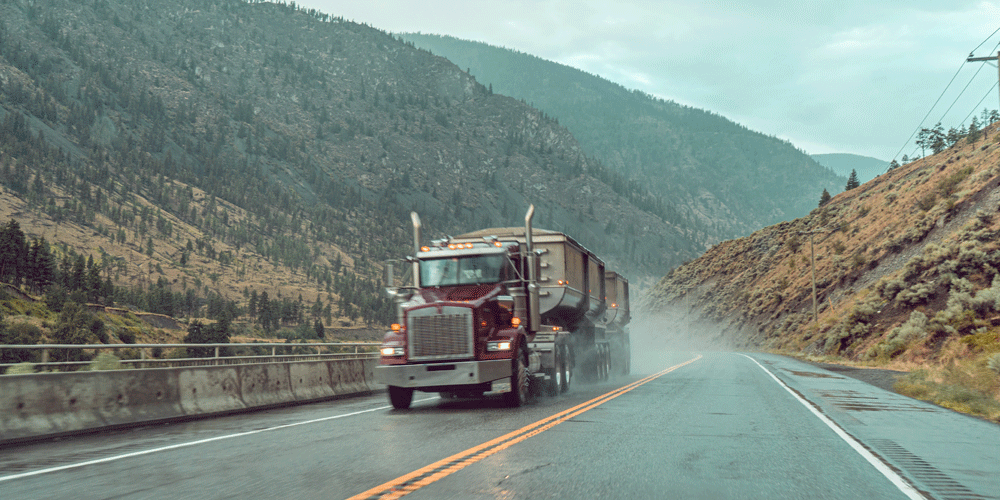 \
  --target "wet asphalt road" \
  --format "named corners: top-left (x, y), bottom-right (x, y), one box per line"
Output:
top-left (1, 351), bottom-right (998, 499)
